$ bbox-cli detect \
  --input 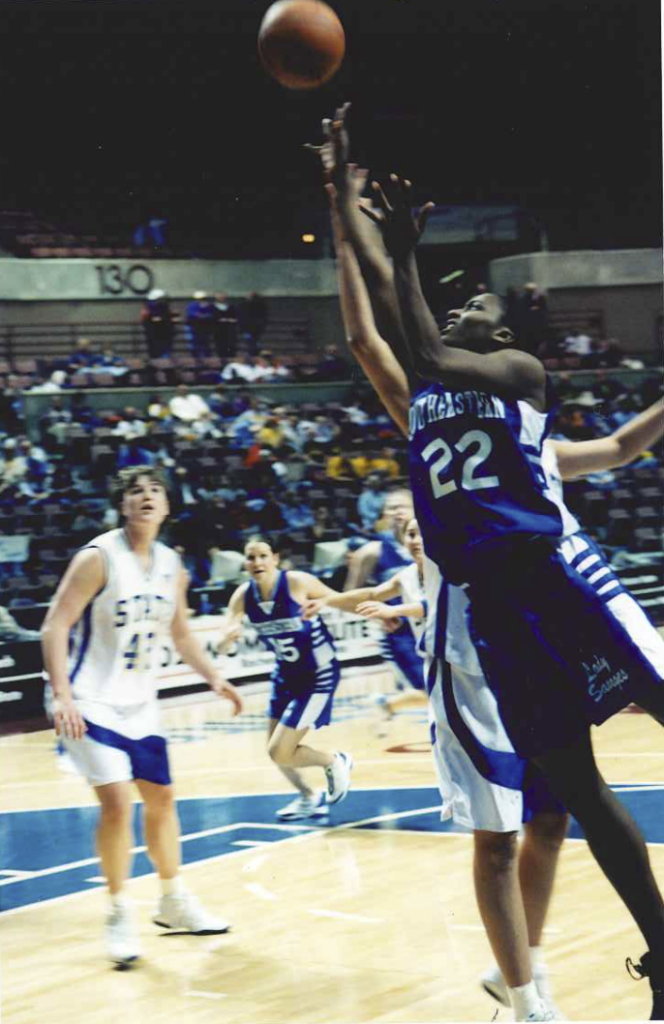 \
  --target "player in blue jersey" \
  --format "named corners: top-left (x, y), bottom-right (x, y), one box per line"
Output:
top-left (309, 109), bottom-right (664, 1019)
top-left (343, 486), bottom-right (426, 721)
top-left (218, 538), bottom-right (353, 820)
top-left (315, 106), bottom-right (664, 1019)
